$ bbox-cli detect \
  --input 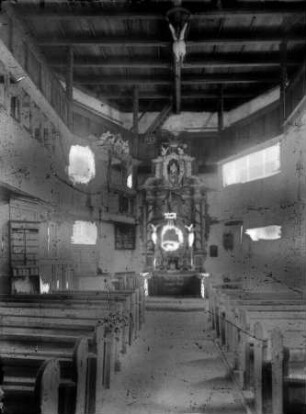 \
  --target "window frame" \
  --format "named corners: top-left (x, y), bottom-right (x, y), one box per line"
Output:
top-left (114, 223), bottom-right (136, 250)
top-left (221, 139), bottom-right (281, 188)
